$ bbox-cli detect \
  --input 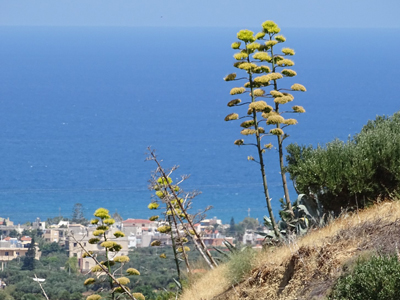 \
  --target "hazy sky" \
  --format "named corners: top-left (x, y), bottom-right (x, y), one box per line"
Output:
top-left (1, 0), bottom-right (400, 28)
